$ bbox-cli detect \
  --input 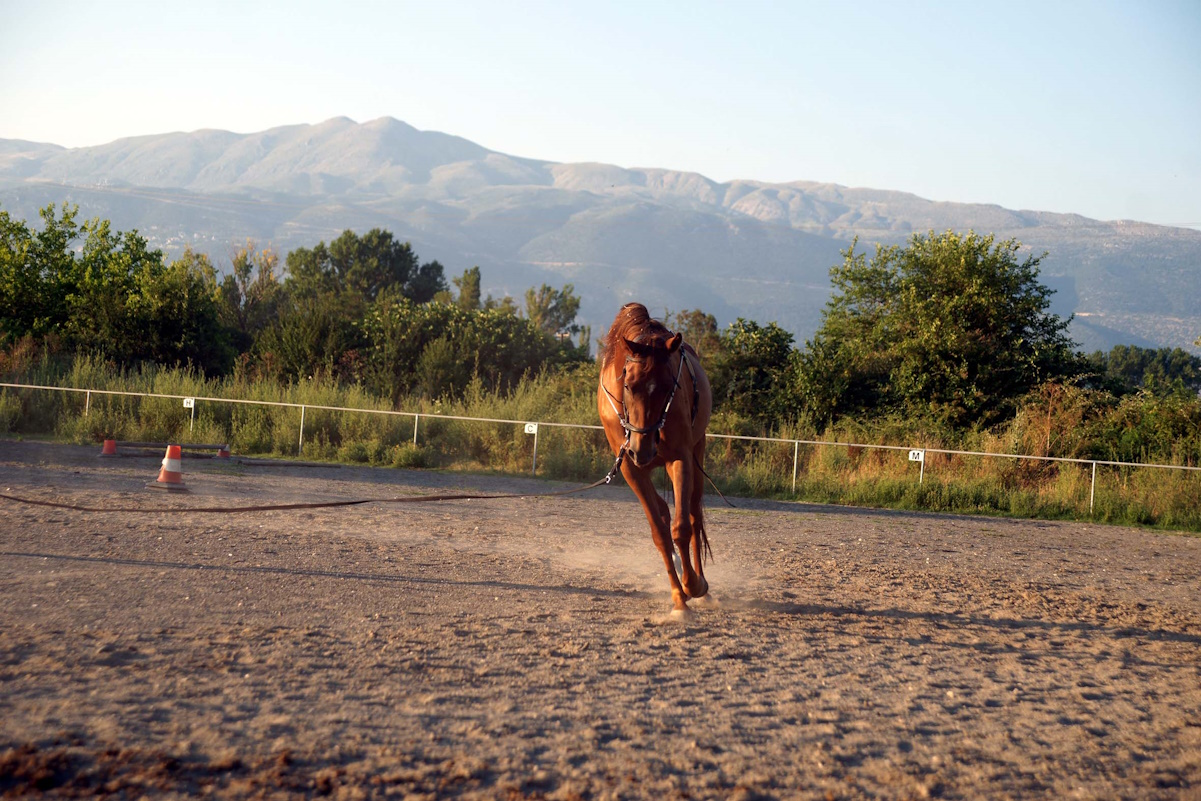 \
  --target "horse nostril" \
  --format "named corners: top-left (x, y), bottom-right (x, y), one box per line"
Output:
top-left (633, 442), bottom-right (656, 466)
